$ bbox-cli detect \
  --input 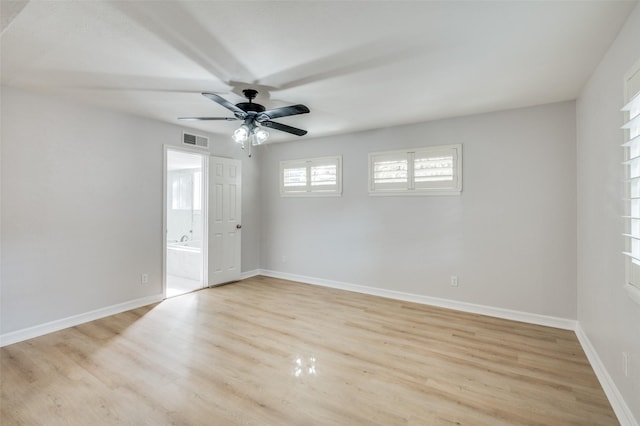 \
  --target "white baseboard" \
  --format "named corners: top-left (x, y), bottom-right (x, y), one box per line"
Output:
top-left (0, 294), bottom-right (164, 347)
top-left (258, 269), bottom-right (577, 330)
top-left (1, 270), bottom-right (257, 347)
top-left (240, 269), bottom-right (260, 280)
top-left (575, 324), bottom-right (638, 426)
